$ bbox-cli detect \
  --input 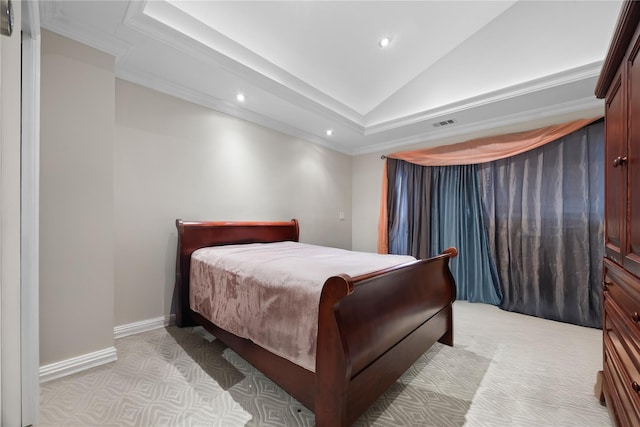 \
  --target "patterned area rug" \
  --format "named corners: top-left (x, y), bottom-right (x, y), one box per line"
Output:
top-left (40, 302), bottom-right (611, 426)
